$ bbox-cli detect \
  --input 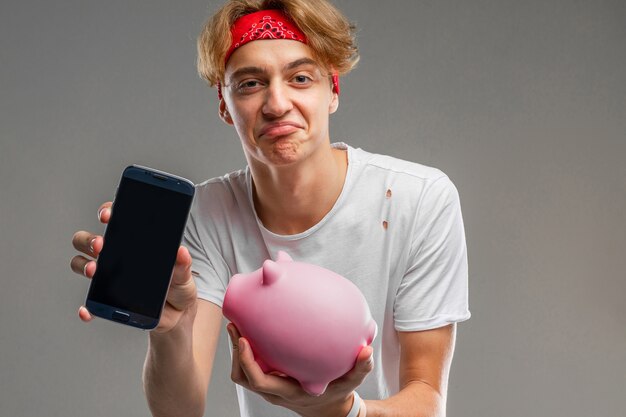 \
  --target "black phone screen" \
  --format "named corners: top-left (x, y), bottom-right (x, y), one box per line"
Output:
top-left (88, 176), bottom-right (193, 318)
